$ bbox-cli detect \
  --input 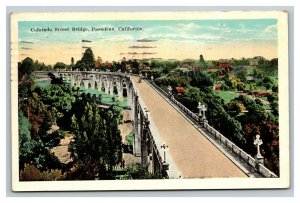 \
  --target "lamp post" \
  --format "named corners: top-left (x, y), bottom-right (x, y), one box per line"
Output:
top-left (202, 104), bottom-right (207, 122)
top-left (161, 142), bottom-right (168, 163)
top-left (198, 102), bottom-right (207, 124)
top-left (197, 102), bottom-right (202, 117)
top-left (167, 86), bottom-right (172, 97)
top-left (254, 134), bottom-right (264, 165)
